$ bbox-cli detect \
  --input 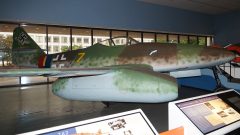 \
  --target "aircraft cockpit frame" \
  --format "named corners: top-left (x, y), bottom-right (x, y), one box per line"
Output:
top-left (97, 36), bottom-right (140, 46)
